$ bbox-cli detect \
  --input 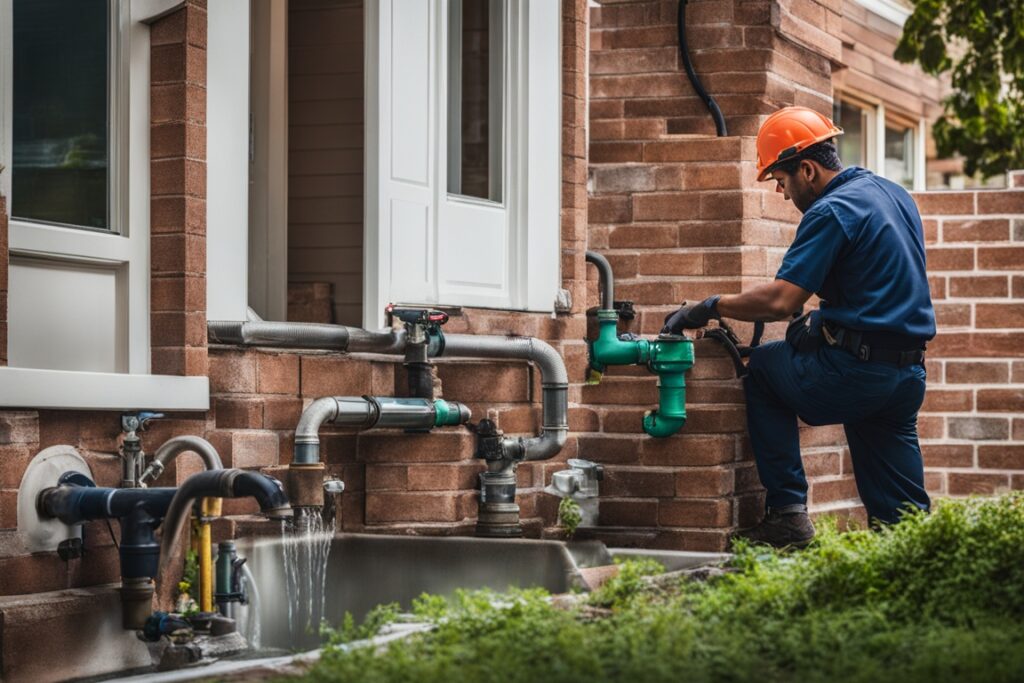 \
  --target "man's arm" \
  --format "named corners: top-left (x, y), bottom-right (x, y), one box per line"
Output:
top-left (716, 279), bottom-right (812, 322)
